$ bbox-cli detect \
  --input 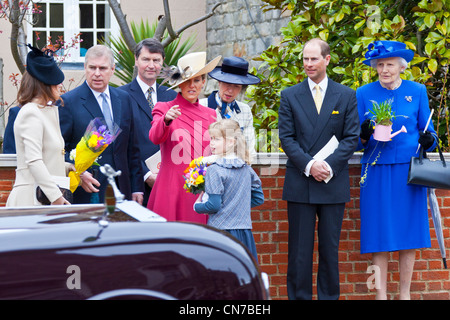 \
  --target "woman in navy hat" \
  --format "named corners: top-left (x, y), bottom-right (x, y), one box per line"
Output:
top-left (6, 45), bottom-right (72, 206)
top-left (356, 41), bottom-right (438, 299)
top-left (200, 56), bottom-right (260, 163)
